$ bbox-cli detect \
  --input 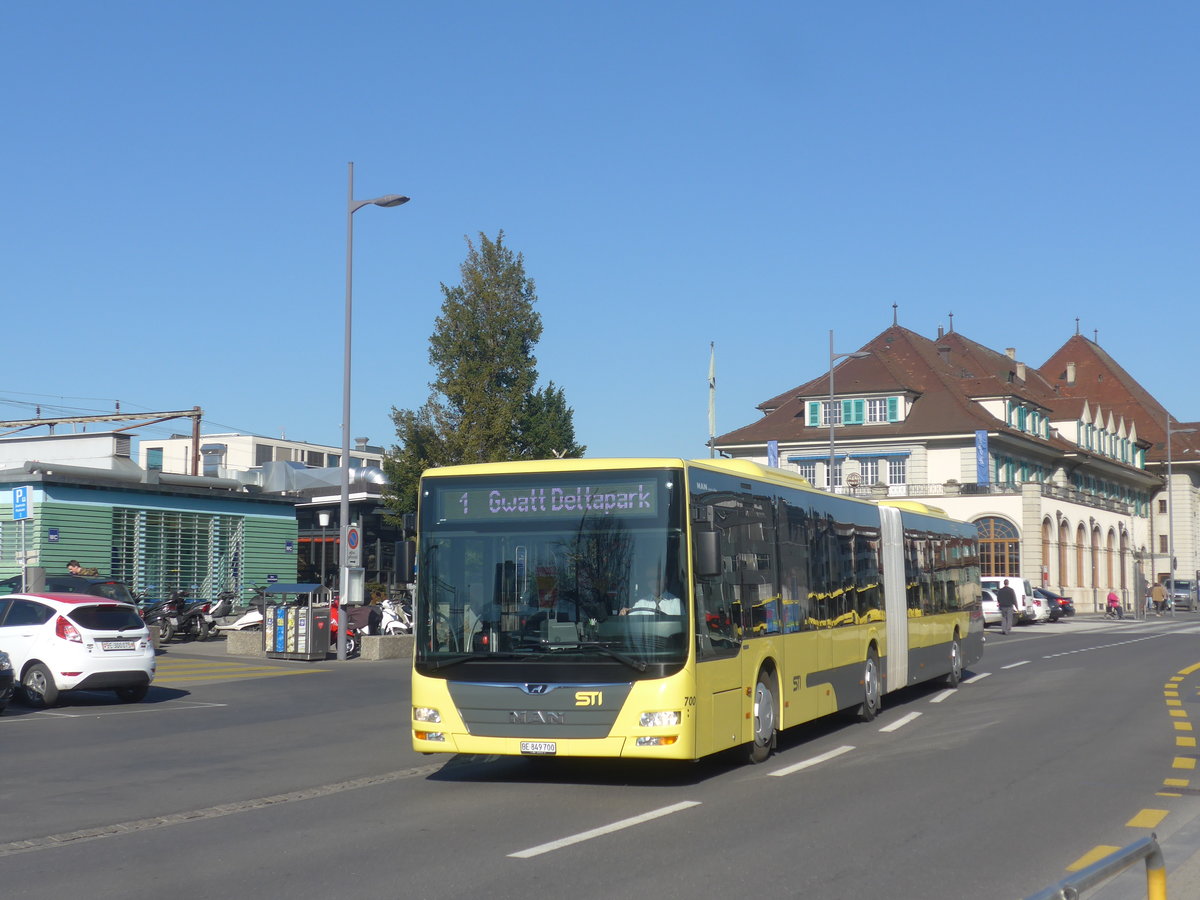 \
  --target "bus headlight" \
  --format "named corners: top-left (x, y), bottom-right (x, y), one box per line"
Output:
top-left (639, 711), bottom-right (681, 728)
top-left (413, 706), bottom-right (442, 724)
top-left (415, 731), bottom-right (446, 742)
